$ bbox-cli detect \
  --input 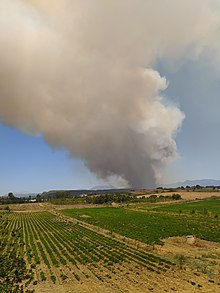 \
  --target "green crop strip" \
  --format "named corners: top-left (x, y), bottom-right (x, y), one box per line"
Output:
top-left (0, 213), bottom-right (34, 292)
top-left (1, 210), bottom-right (176, 287)
top-left (61, 205), bottom-right (220, 244)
